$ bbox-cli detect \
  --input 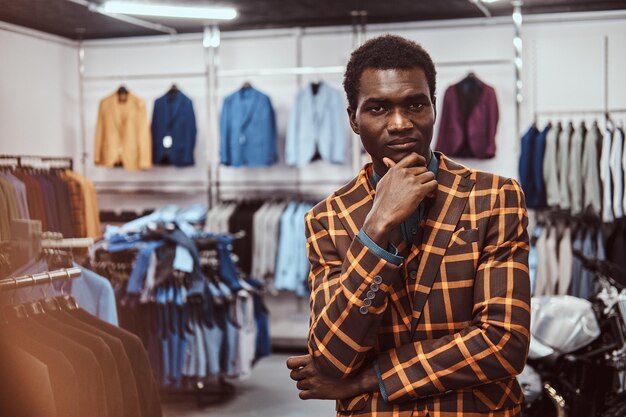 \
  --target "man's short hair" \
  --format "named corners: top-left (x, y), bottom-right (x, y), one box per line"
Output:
top-left (343, 34), bottom-right (437, 110)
